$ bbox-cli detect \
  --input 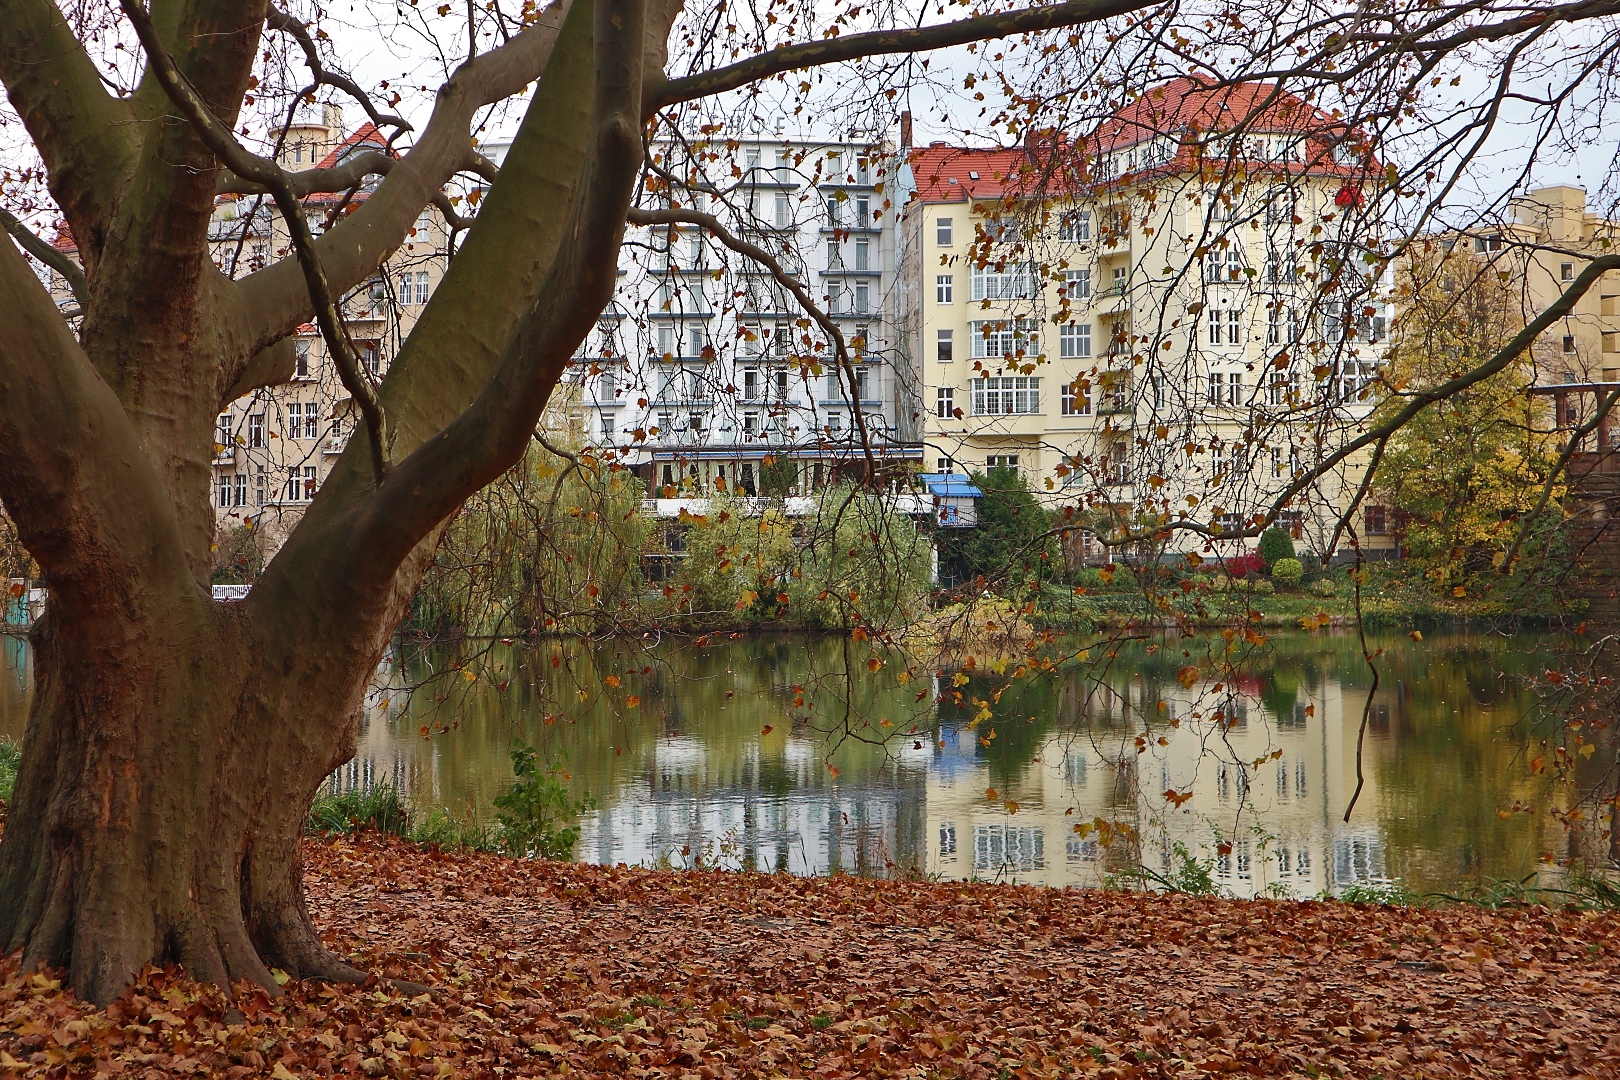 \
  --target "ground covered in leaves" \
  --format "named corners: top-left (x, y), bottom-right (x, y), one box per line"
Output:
top-left (3, 836), bottom-right (1620, 1077)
